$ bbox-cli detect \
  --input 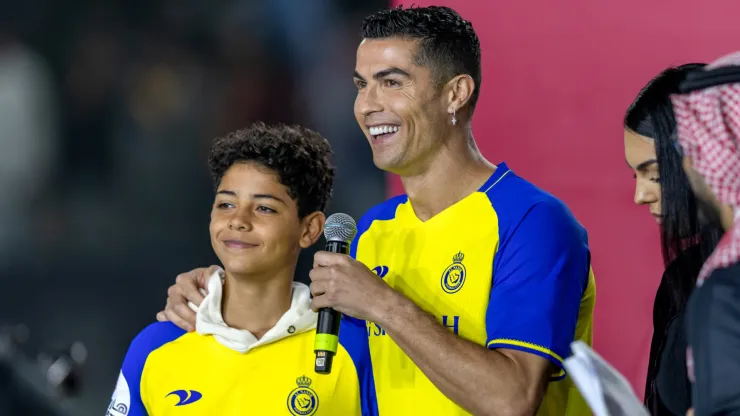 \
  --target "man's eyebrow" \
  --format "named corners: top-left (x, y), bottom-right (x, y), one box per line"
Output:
top-left (353, 67), bottom-right (411, 81)
top-left (373, 67), bottom-right (411, 80)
